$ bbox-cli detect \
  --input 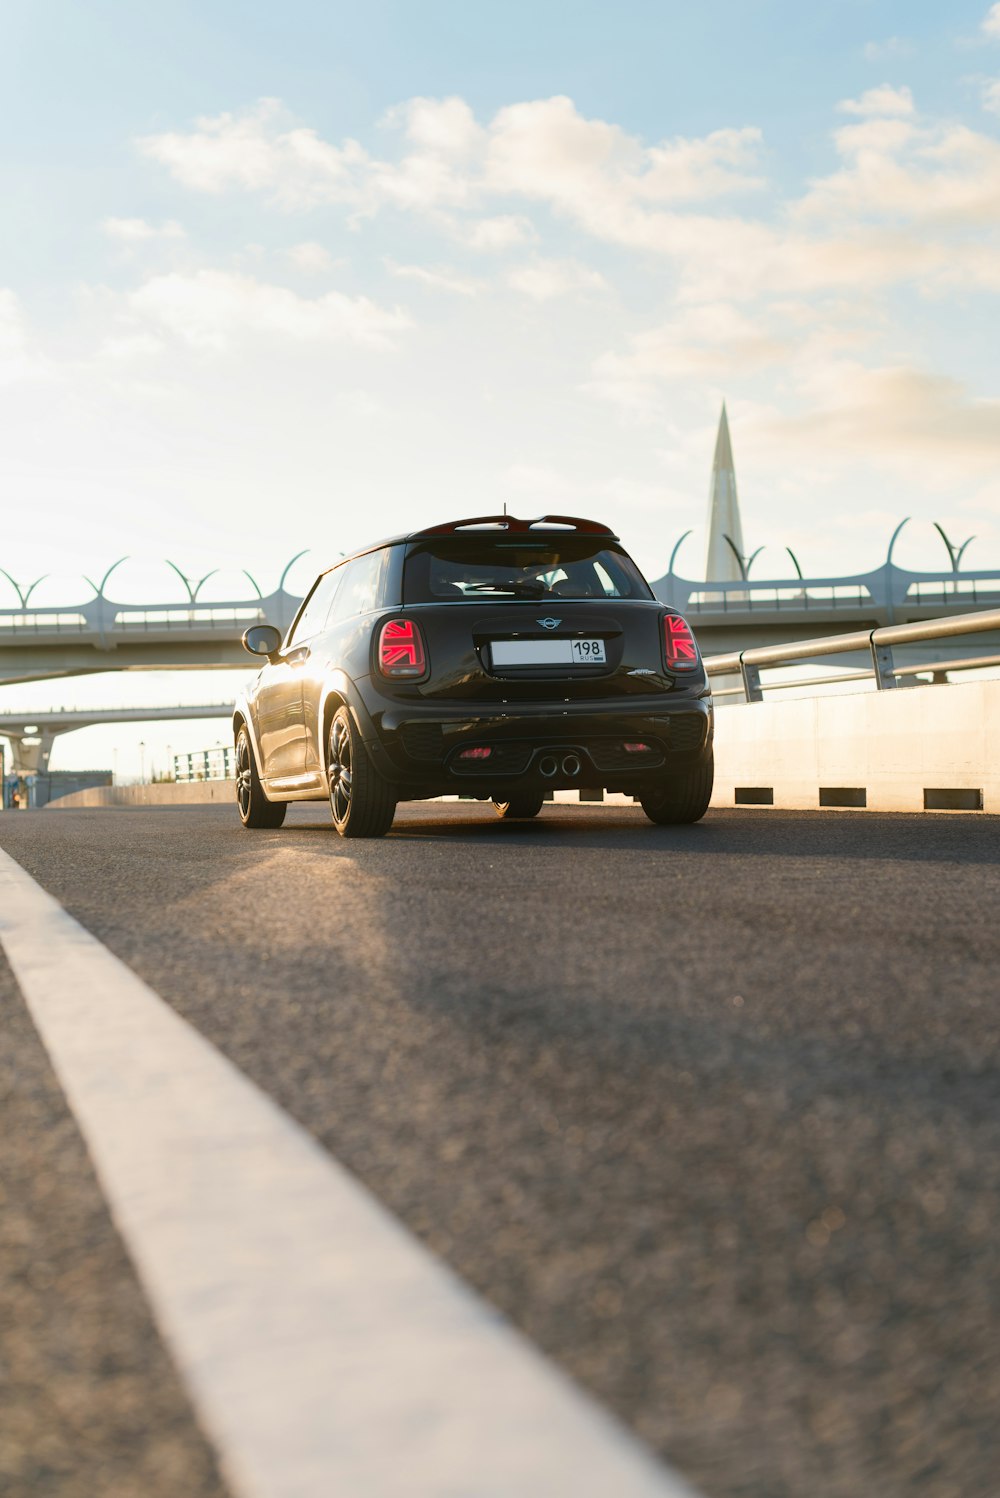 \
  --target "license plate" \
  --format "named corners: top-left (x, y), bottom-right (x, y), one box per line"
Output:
top-left (491, 638), bottom-right (607, 667)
